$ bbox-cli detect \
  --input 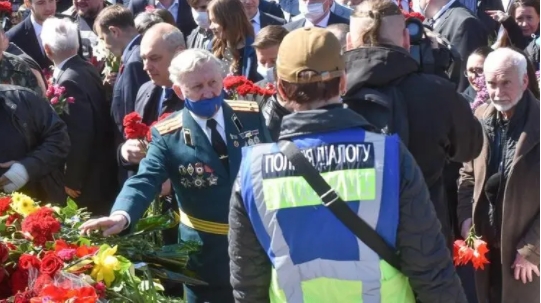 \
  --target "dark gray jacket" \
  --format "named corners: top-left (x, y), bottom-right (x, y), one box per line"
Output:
top-left (228, 105), bottom-right (467, 303)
